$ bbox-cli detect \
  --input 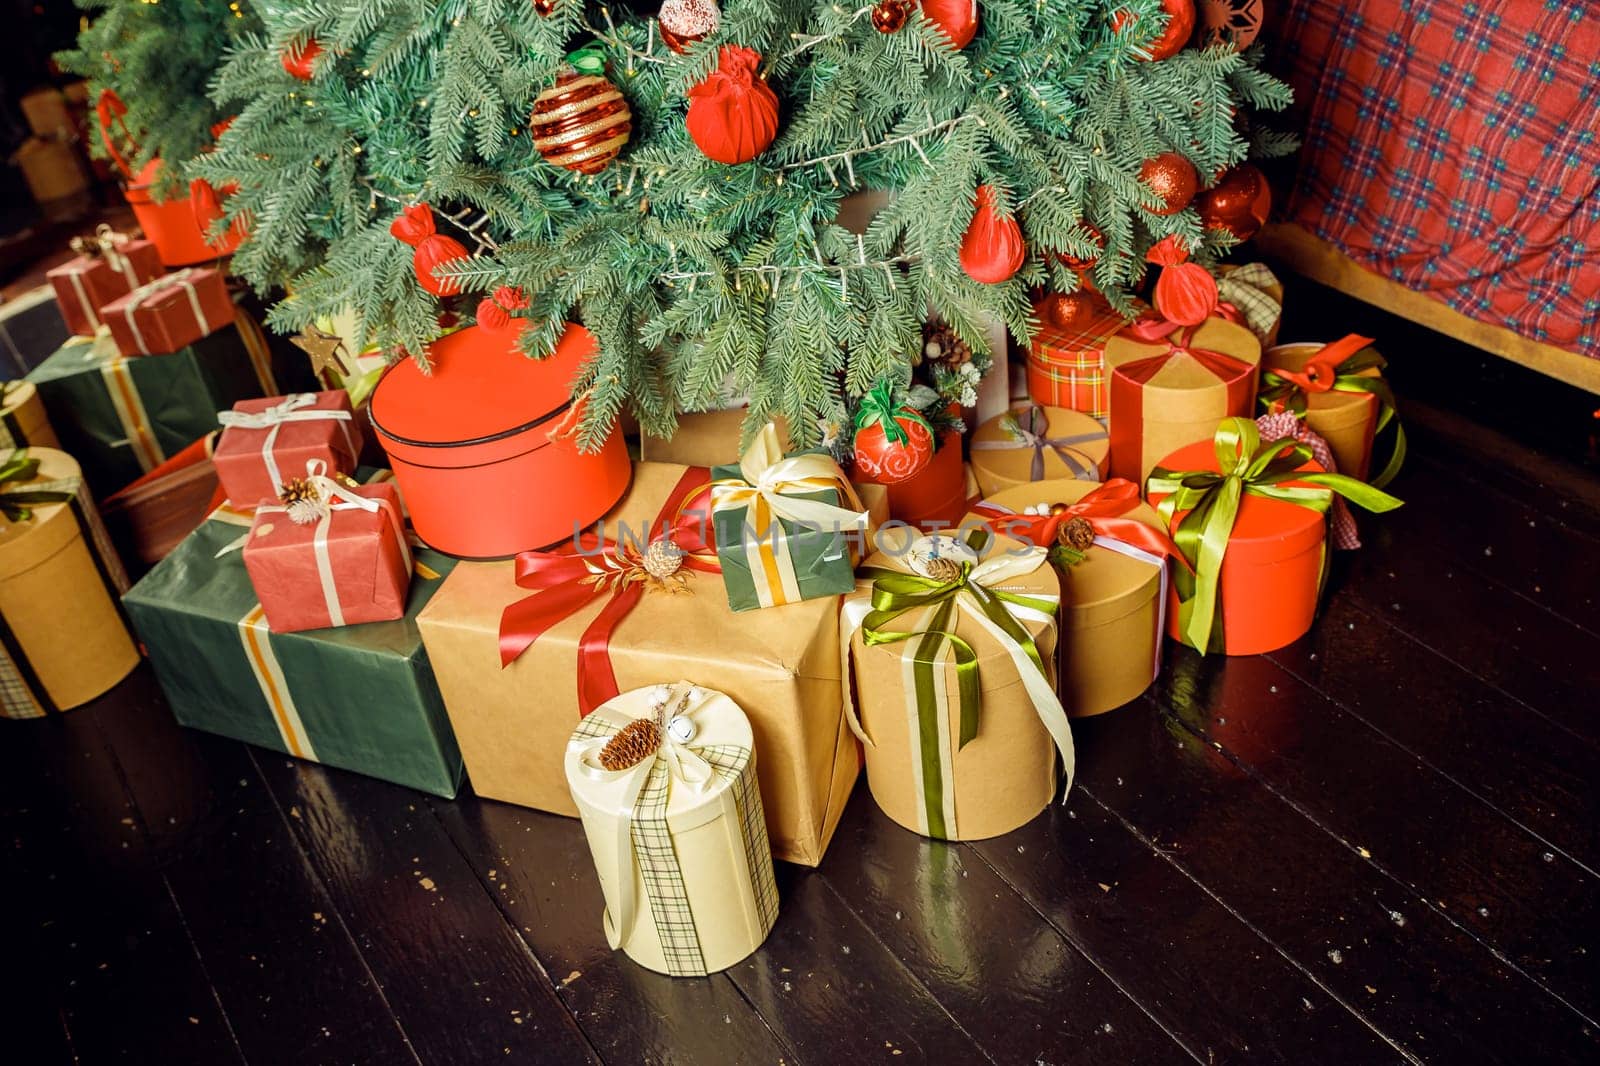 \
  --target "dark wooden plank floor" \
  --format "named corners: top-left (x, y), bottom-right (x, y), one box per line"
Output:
top-left (5, 280), bottom-right (1599, 1065)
